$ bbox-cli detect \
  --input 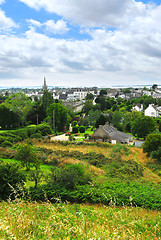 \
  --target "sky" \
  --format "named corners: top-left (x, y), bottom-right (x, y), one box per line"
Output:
top-left (0, 0), bottom-right (161, 88)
